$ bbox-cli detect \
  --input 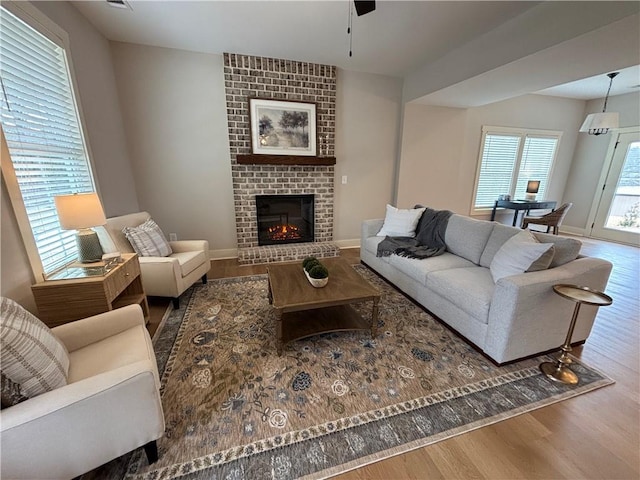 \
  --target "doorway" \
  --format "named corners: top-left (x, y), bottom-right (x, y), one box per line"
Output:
top-left (590, 129), bottom-right (640, 246)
